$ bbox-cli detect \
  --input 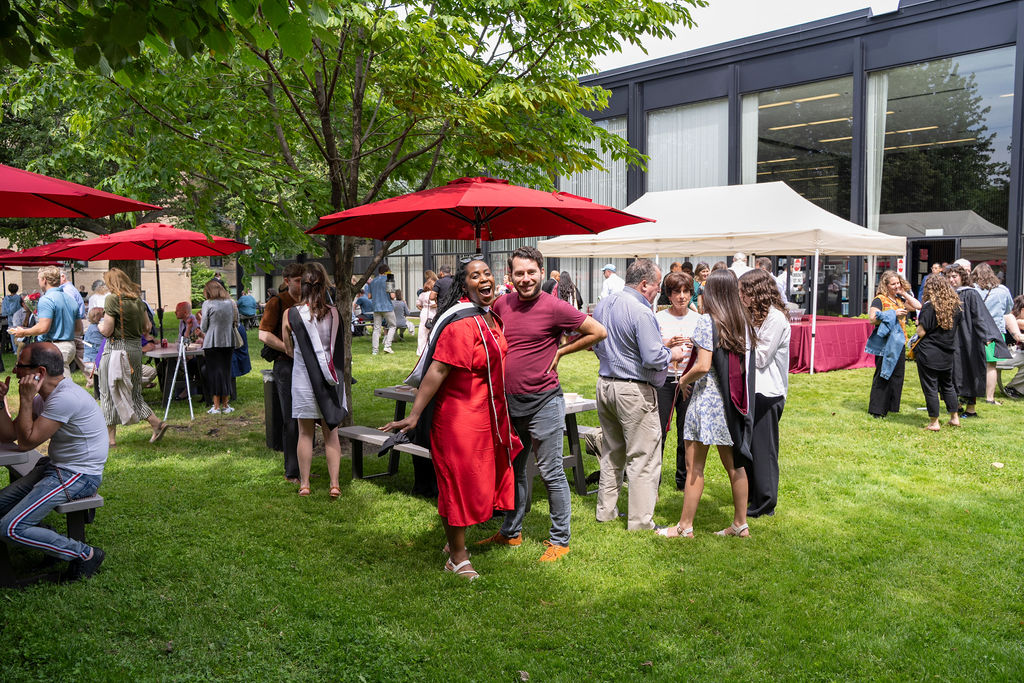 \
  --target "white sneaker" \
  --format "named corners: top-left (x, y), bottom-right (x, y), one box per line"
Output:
top-left (383, 347), bottom-right (394, 354)
top-left (208, 406), bottom-right (221, 414)
top-left (221, 406), bottom-right (235, 414)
